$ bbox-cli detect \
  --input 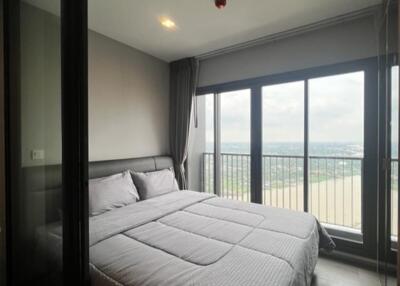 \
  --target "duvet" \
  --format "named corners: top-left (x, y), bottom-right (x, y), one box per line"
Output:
top-left (88, 190), bottom-right (334, 286)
